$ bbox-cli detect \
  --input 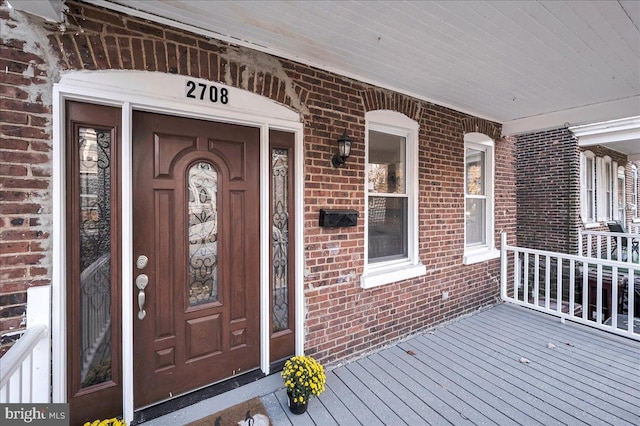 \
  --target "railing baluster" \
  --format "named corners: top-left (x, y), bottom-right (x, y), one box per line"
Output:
top-left (556, 257), bottom-right (563, 314)
top-left (545, 256), bottom-right (551, 310)
top-left (524, 252), bottom-right (530, 303)
top-left (582, 260), bottom-right (589, 320)
top-left (596, 264), bottom-right (603, 324)
top-left (569, 259), bottom-right (576, 316)
top-left (504, 250), bottom-right (520, 300)
top-left (627, 269), bottom-right (635, 334)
